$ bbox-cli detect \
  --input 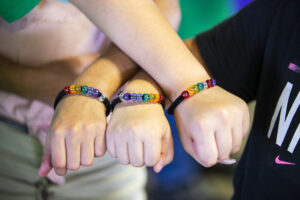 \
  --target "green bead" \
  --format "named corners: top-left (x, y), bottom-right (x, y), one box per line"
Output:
top-left (149, 94), bottom-right (155, 102)
top-left (143, 93), bottom-right (150, 102)
top-left (75, 85), bottom-right (81, 92)
top-left (197, 83), bottom-right (203, 91)
top-left (81, 86), bottom-right (88, 94)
